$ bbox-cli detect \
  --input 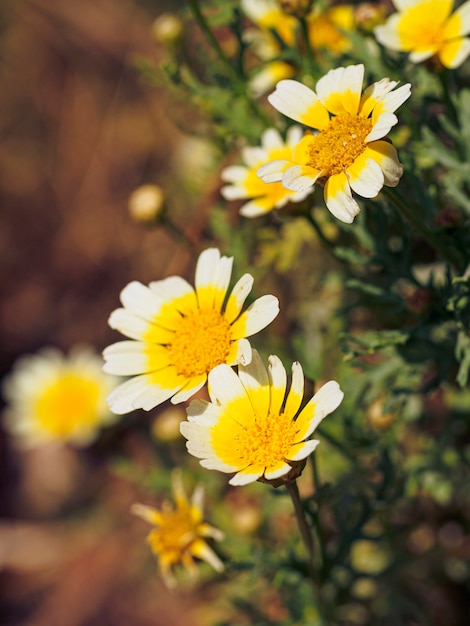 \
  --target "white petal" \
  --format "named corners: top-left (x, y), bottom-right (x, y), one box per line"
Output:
top-left (379, 83), bottom-right (411, 113)
top-left (282, 166), bottom-right (320, 192)
top-left (286, 125), bottom-right (304, 147)
top-left (108, 308), bottom-right (152, 341)
top-left (225, 273), bottom-right (254, 322)
top-left (221, 184), bottom-right (248, 201)
top-left (171, 377), bottom-right (206, 404)
top-left (200, 457), bottom-right (240, 472)
top-left (287, 439), bottom-right (320, 461)
top-left (268, 79), bottom-right (320, 124)
top-left (242, 146), bottom-right (267, 167)
top-left (264, 463), bottom-right (291, 480)
top-left (409, 49), bottom-right (435, 63)
top-left (347, 158), bottom-right (384, 198)
top-left (262, 127), bottom-right (284, 150)
top-left (229, 467), bottom-right (264, 485)
top-left (257, 159), bottom-right (291, 183)
top-left (120, 281), bottom-right (162, 321)
top-left (231, 338), bottom-right (253, 366)
top-left (148, 276), bottom-right (195, 305)
top-left (207, 363), bottom-right (250, 406)
top-left (284, 361), bottom-right (304, 417)
top-left (268, 355), bottom-right (287, 416)
top-left (107, 375), bottom-right (152, 414)
top-left (231, 294), bottom-right (279, 338)
top-left (366, 112), bottom-right (398, 142)
top-left (102, 341), bottom-right (148, 375)
top-left (324, 175), bottom-right (361, 223)
top-left (185, 399), bottom-right (221, 425)
top-left (220, 165), bottom-right (248, 183)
